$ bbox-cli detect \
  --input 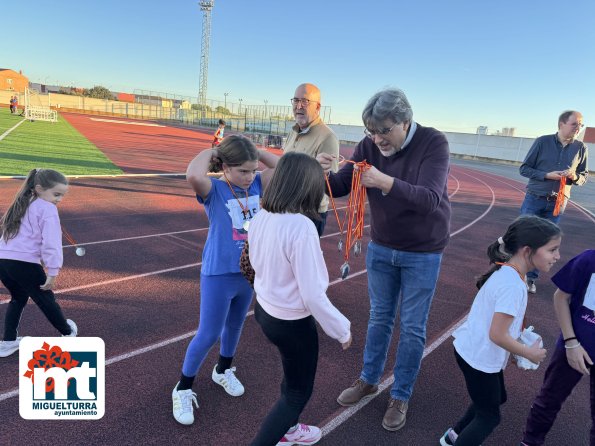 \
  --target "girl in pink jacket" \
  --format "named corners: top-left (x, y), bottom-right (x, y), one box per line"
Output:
top-left (0, 168), bottom-right (77, 358)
